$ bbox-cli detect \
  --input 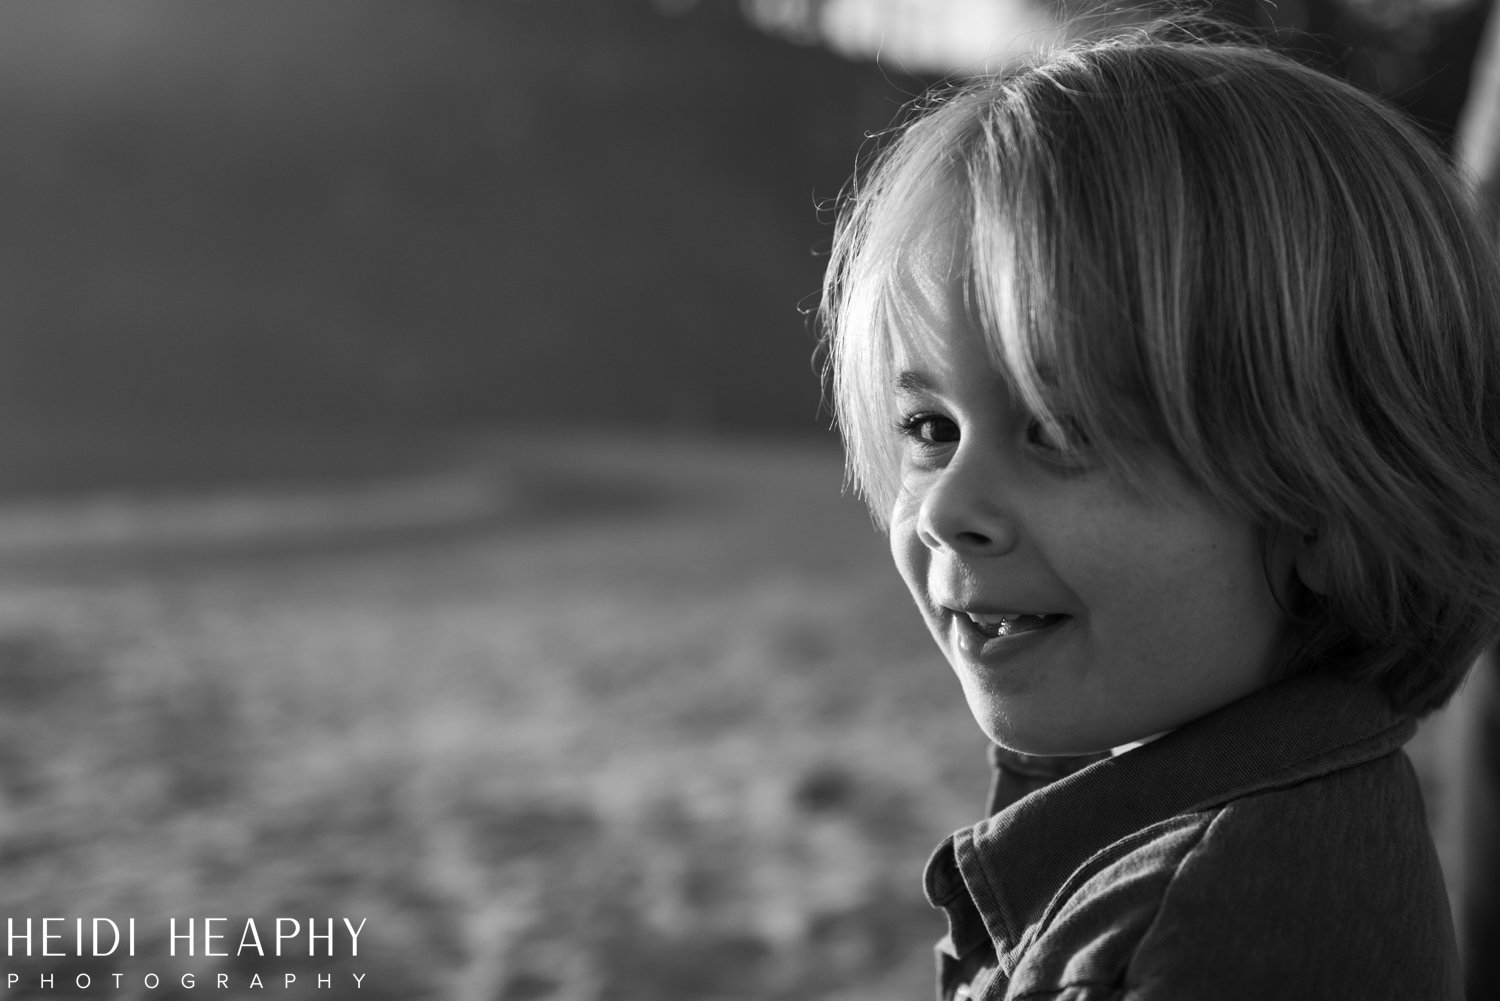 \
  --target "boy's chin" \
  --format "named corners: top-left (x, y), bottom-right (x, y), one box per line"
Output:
top-left (972, 707), bottom-right (1138, 758)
